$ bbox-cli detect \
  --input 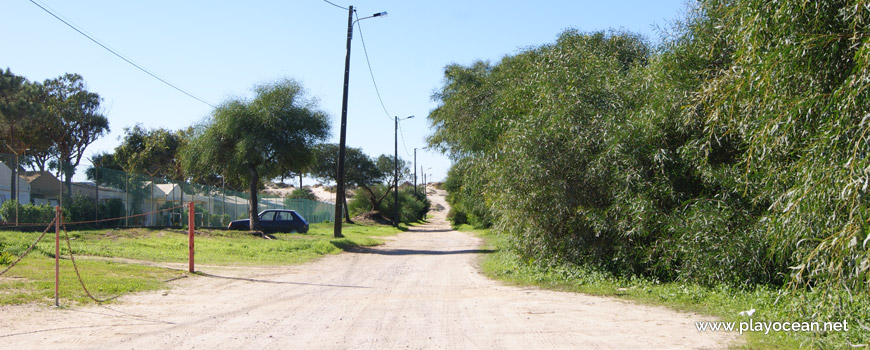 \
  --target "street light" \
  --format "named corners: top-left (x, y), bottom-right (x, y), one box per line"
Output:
top-left (395, 115), bottom-right (414, 227)
top-left (334, 6), bottom-right (387, 238)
